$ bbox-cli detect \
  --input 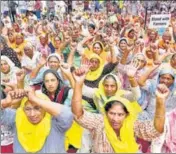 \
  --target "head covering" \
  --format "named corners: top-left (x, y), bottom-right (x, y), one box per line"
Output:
top-left (94, 74), bottom-right (125, 113)
top-left (86, 54), bottom-right (104, 81)
top-left (103, 96), bottom-right (142, 153)
top-left (1, 56), bottom-right (15, 68)
top-left (84, 41), bottom-right (107, 63)
top-left (24, 42), bottom-right (34, 50)
top-left (158, 69), bottom-right (175, 91)
top-left (15, 91), bottom-right (51, 153)
top-left (41, 69), bottom-right (64, 102)
top-left (47, 53), bottom-right (62, 63)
